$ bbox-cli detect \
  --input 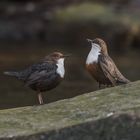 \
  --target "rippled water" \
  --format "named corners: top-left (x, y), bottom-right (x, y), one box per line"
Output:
top-left (0, 42), bottom-right (139, 109)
